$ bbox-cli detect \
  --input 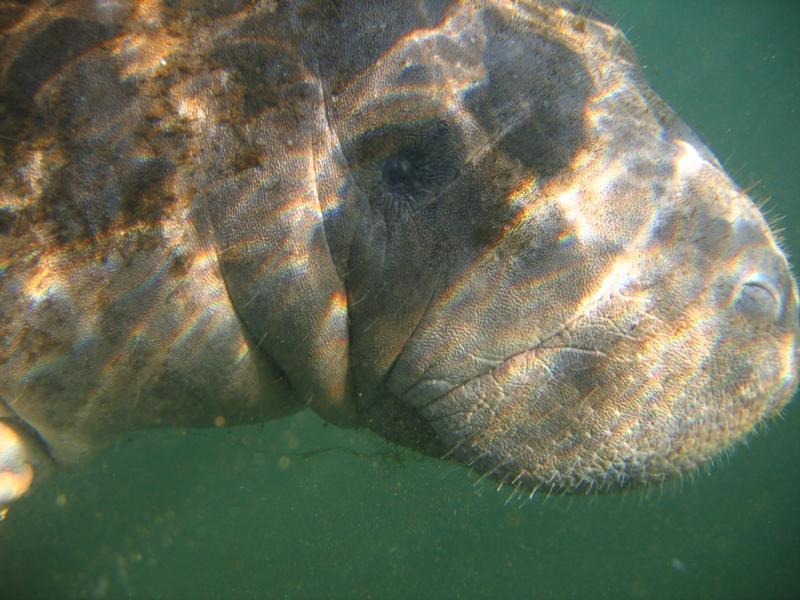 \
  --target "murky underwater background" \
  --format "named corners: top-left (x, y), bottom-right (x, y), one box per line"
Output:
top-left (1, 1), bottom-right (799, 598)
